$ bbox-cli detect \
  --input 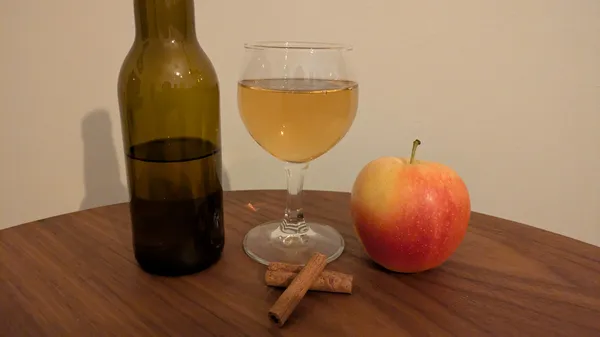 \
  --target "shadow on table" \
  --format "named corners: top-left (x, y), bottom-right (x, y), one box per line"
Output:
top-left (79, 109), bottom-right (128, 211)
